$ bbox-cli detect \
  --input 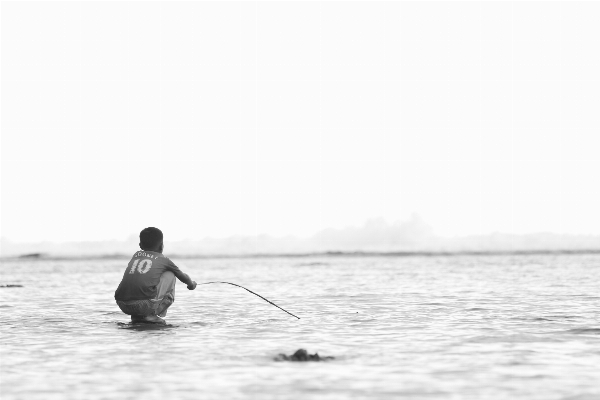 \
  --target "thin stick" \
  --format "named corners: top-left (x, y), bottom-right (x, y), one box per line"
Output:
top-left (197, 281), bottom-right (300, 319)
